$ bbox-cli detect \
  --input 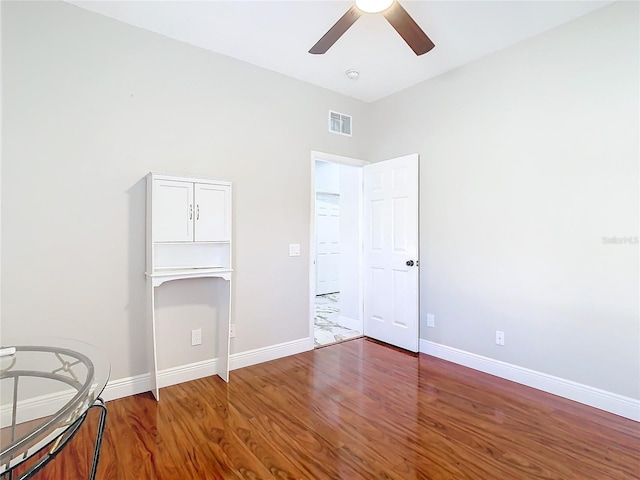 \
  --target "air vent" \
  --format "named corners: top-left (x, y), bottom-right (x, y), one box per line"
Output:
top-left (329, 110), bottom-right (352, 137)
